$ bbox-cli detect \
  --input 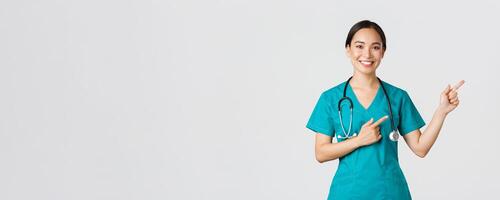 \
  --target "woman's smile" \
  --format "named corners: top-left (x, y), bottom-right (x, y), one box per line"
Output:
top-left (359, 60), bottom-right (374, 67)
